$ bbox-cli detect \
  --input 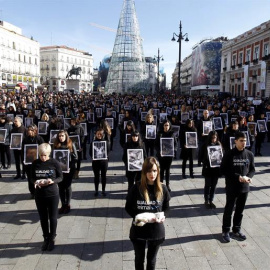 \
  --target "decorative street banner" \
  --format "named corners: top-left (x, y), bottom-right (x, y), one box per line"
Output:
top-left (260, 61), bottom-right (266, 90)
top-left (244, 65), bottom-right (249, 91)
